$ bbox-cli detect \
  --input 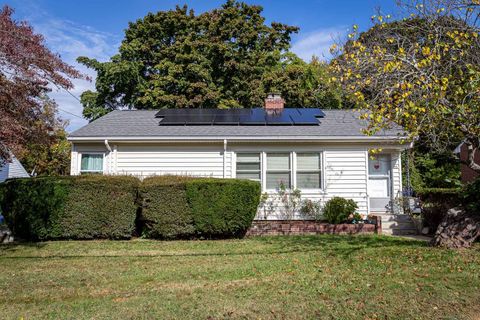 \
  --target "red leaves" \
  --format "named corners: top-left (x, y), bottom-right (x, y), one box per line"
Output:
top-left (0, 5), bottom-right (84, 159)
